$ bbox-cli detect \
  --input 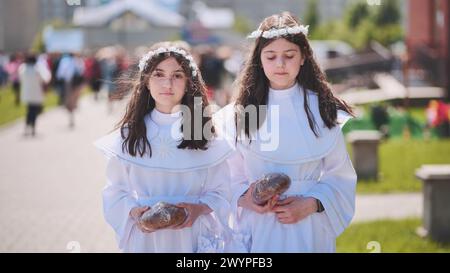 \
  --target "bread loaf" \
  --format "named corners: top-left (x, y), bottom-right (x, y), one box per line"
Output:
top-left (140, 202), bottom-right (188, 230)
top-left (252, 173), bottom-right (291, 205)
